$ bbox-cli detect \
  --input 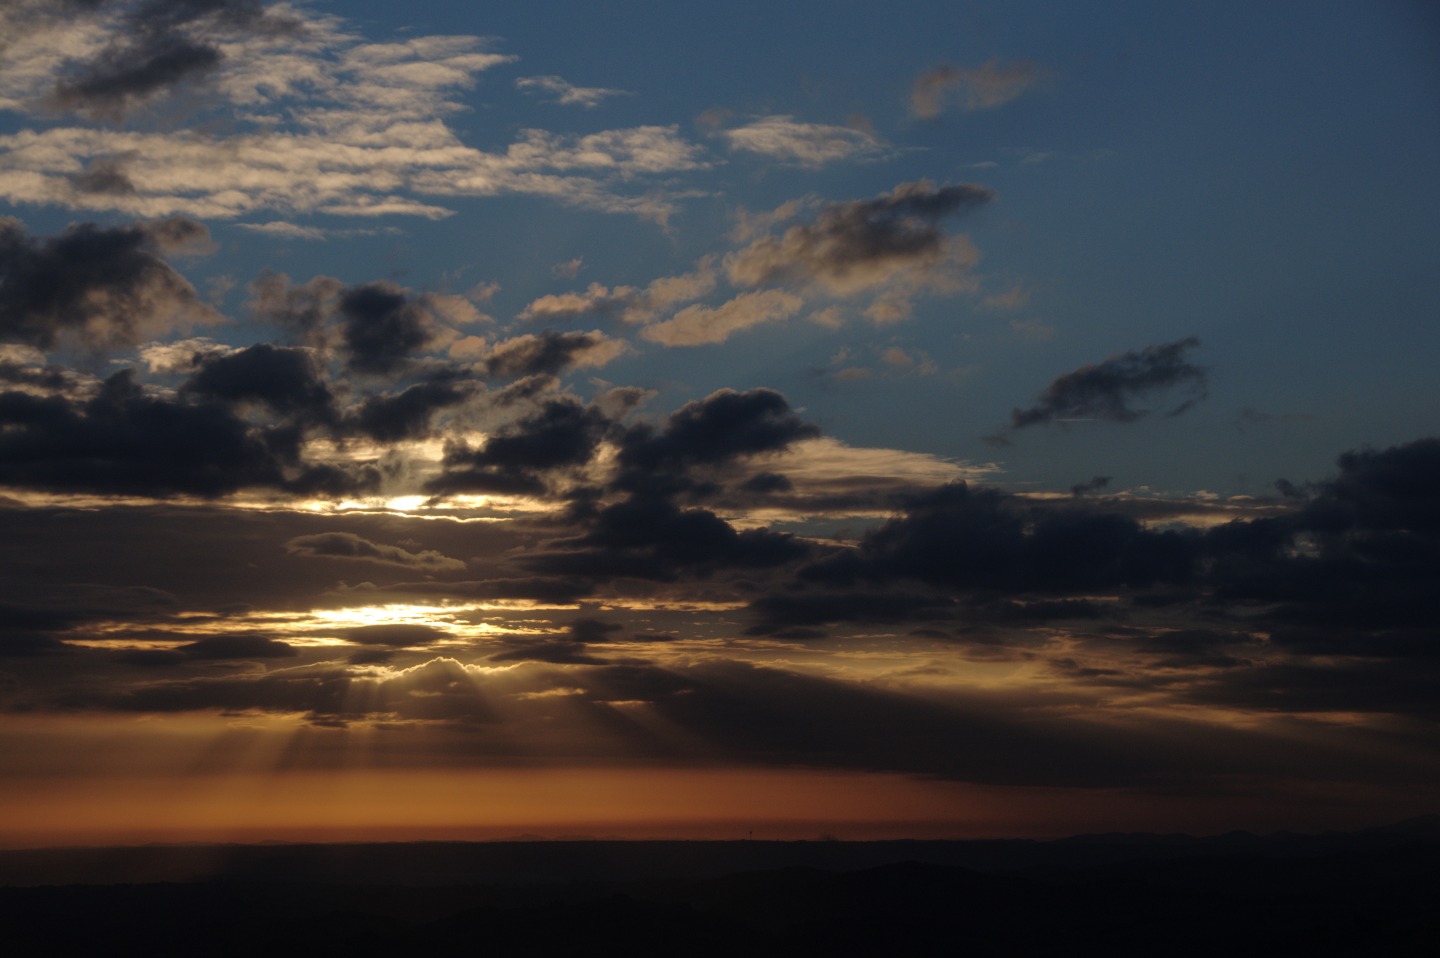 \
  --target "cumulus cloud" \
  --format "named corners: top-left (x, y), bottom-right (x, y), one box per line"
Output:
top-left (352, 378), bottom-right (478, 442)
top-left (911, 59), bottom-right (1044, 119)
top-left (0, 217), bottom-right (221, 353)
top-left (1010, 337), bottom-right (1208, 429)
top-left (0, 368), bottom-right (379, 498)
top-left (427, 397), bottom-right (613, 497)
top-left (338, 282), bottom-right (439, 375)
